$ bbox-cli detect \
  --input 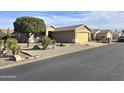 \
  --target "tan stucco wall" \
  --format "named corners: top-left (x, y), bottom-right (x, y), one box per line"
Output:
top-left (107, 32), bottom-right (113, 40)
top-left (46, 26), bottom-right (55, 36)
top-left (51, 31), bottom-right (75, 43)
